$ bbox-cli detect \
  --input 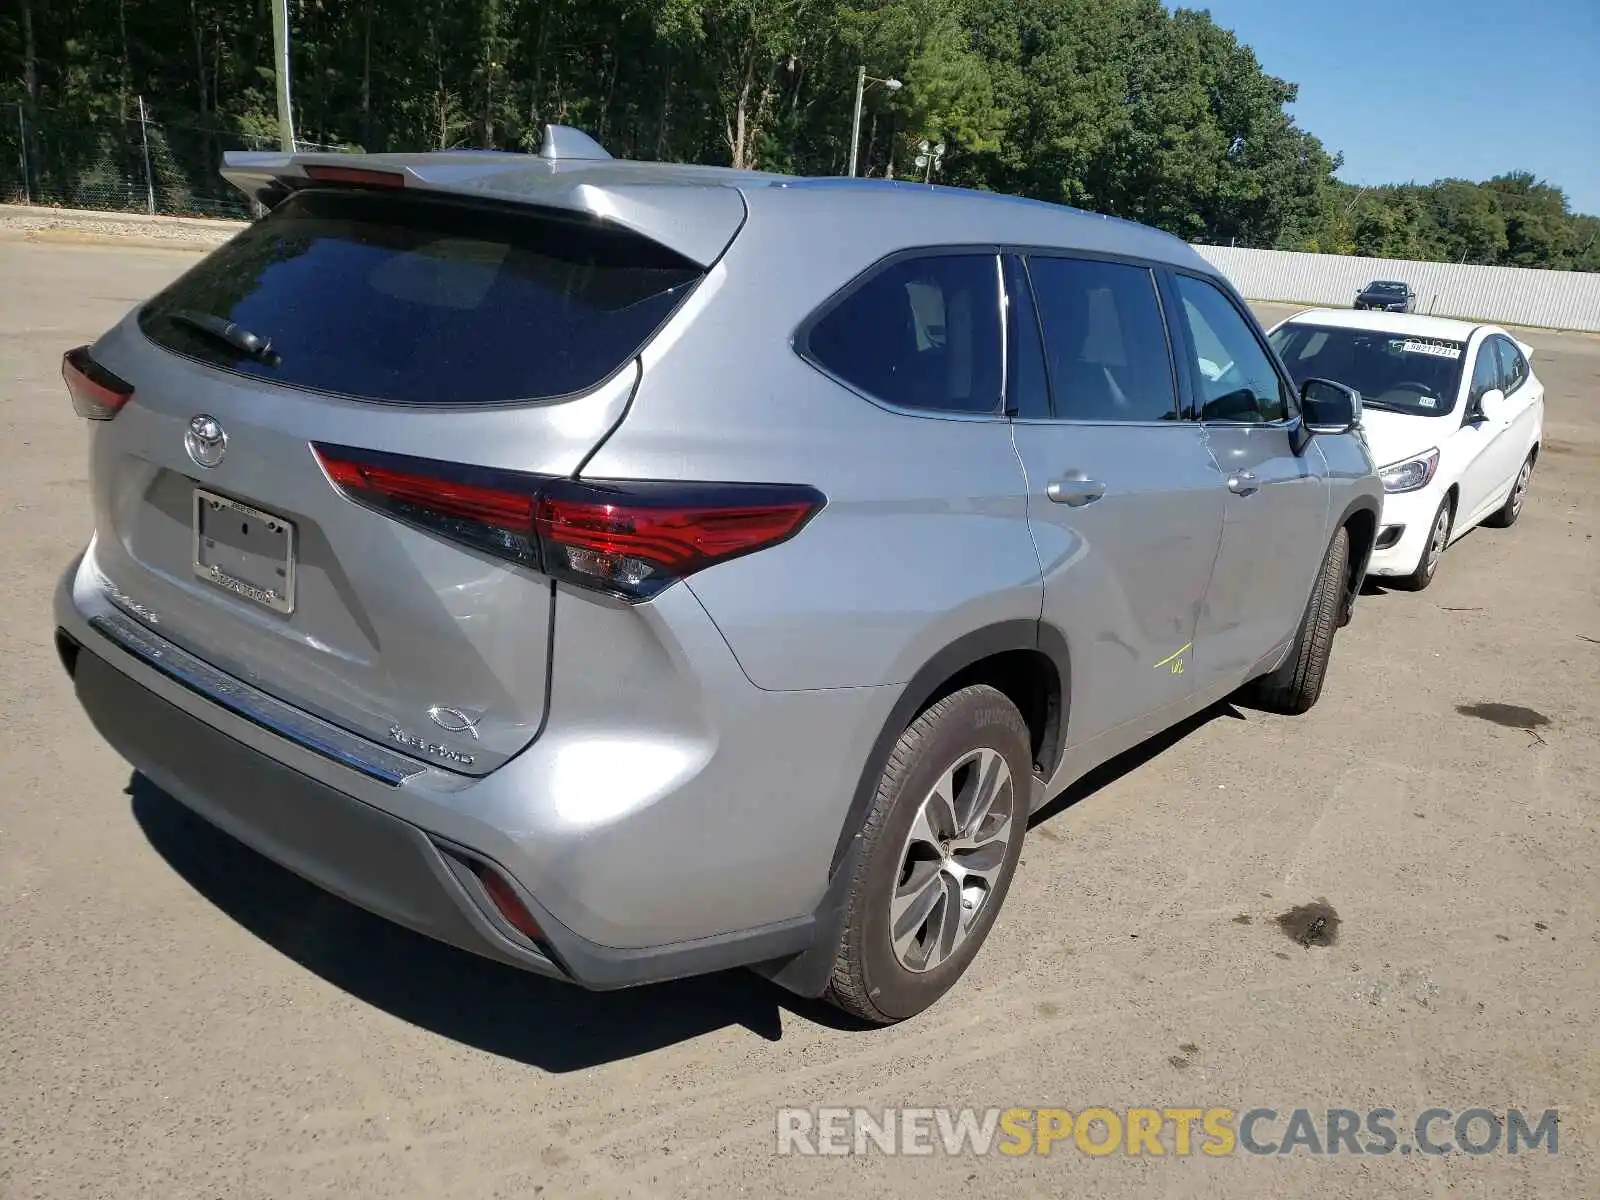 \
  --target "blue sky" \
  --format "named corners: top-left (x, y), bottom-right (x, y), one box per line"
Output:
top-left (1187, 0), bottom-right (1600, 215)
